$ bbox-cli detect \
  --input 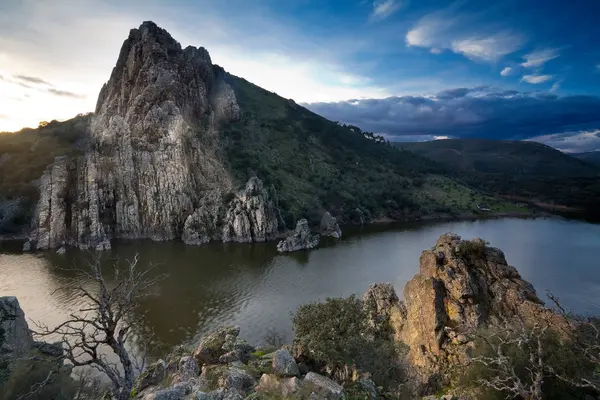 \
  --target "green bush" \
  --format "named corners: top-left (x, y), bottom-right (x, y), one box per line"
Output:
top-left (292, 295), bottom-right (407, 389)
